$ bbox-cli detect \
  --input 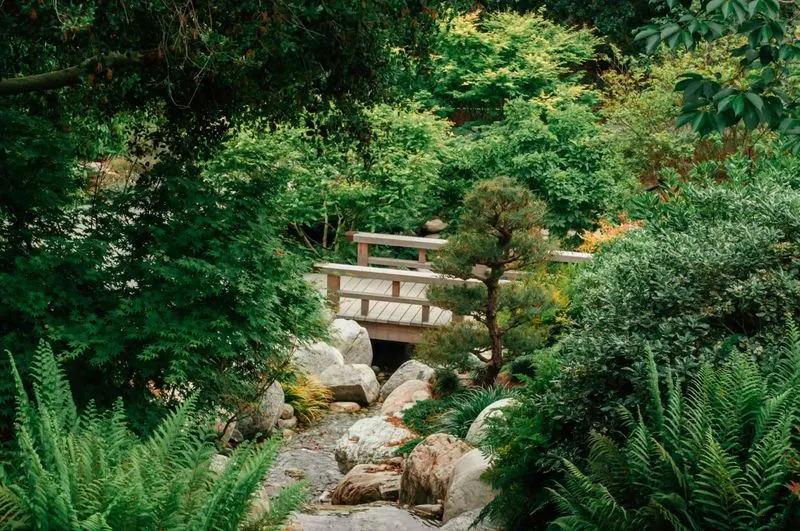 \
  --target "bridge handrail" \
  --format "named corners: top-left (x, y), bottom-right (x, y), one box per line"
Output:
top-left (346, 231), bottom-right (592, 267)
